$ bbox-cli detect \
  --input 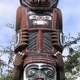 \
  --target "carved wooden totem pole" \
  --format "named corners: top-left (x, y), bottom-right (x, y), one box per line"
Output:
top-left (13, 0), bottom-right (65, 80)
